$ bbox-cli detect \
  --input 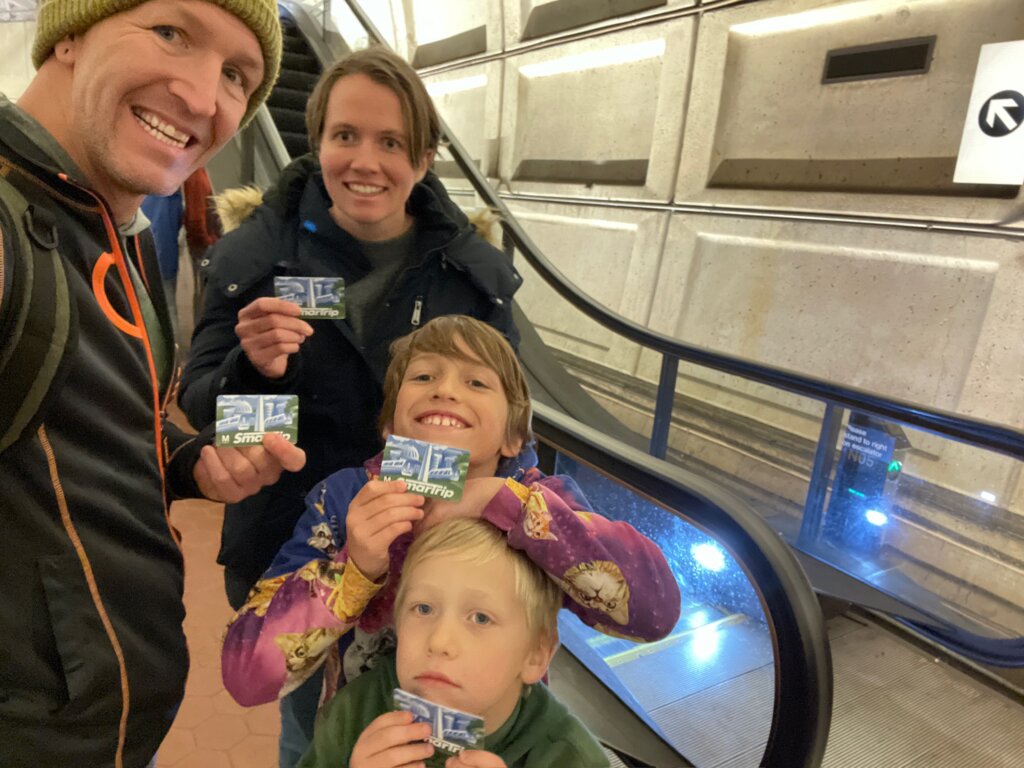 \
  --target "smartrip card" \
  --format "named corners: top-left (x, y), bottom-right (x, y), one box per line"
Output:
top-left (393, 688), bottom-right (485, 760)
top-left (379, 436), bottom-right (470, 502)
top-left (273, 276), bottom-right (345, 319)
top-left (215, 395), bottom-right (299, 447)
